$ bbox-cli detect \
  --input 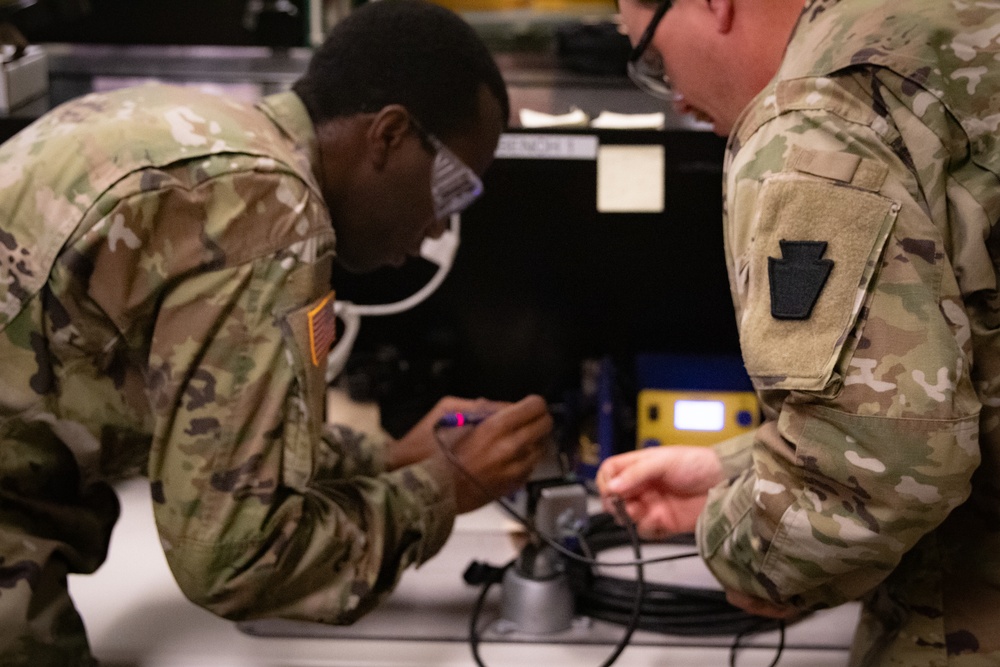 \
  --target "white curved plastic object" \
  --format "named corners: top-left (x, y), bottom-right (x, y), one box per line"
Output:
top-left (326, 214), bottom-right (462, 382)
